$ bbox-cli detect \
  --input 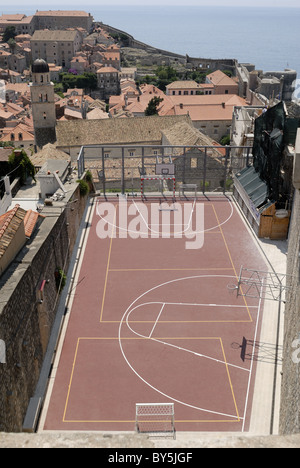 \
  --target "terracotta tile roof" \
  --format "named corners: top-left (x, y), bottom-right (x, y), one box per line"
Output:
top-left (23, 209), bottom-right (39, 238)
top-left (0, 204), bottom-right (26, 259)
top-left (0, 123), bottom-right (34, 142)
top-left (206, 70), bottom-right (237, 87)
top-left (97, 66), bottom-right (119, 74)
top-left (0, 204), bottom-right (44, 263)
top-left (167, 94), bottom-right (247, 121)
top-left (140, 84), bottom-right (165, 96)
top-left (166, 80), bottom-right (200, 90)
top-left (0, 14), bottom-right (26, 21)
